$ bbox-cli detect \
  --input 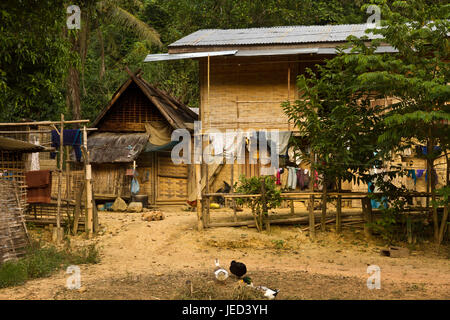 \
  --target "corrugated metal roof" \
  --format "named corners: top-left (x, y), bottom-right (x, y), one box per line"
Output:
top-left (144, 45), bottom-right (396, 62)
top-left (144, 50), bottom-right (237, 62)
top-left (169, 24), bottom-right (382, 47)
